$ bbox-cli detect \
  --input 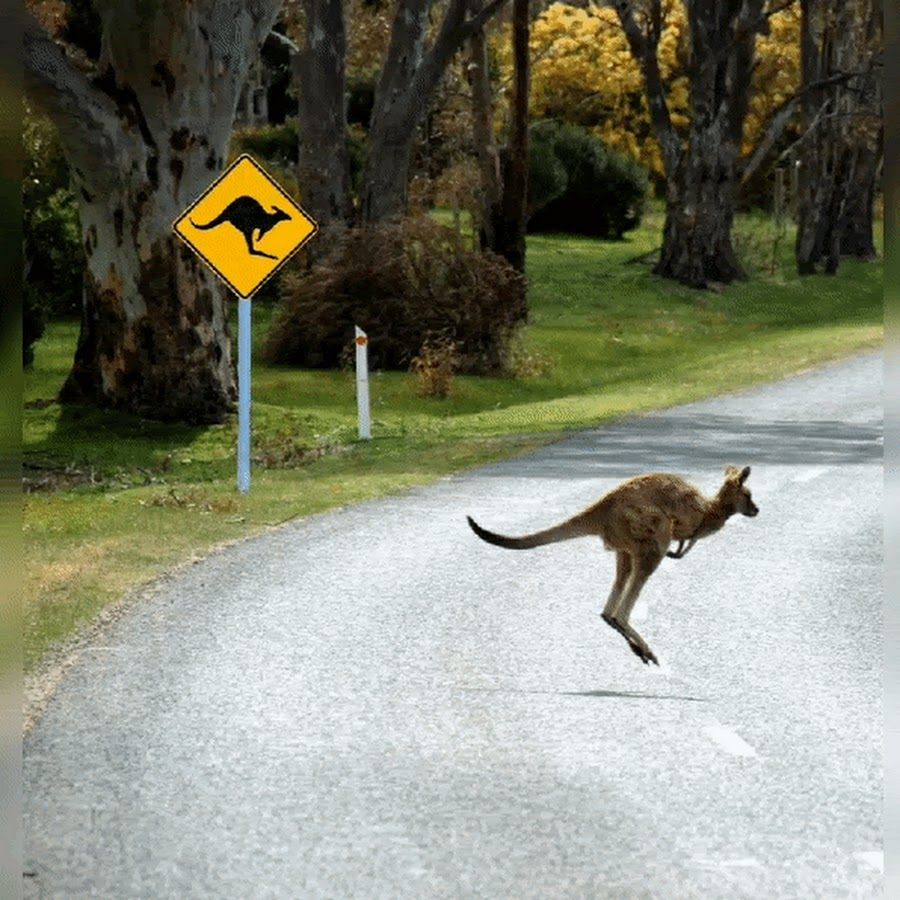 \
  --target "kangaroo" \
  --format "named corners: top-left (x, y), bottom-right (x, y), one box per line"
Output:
top-left (467, 465), bottom-right (759, 666)
top-left (191, 195), bottom-right (291, 260)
